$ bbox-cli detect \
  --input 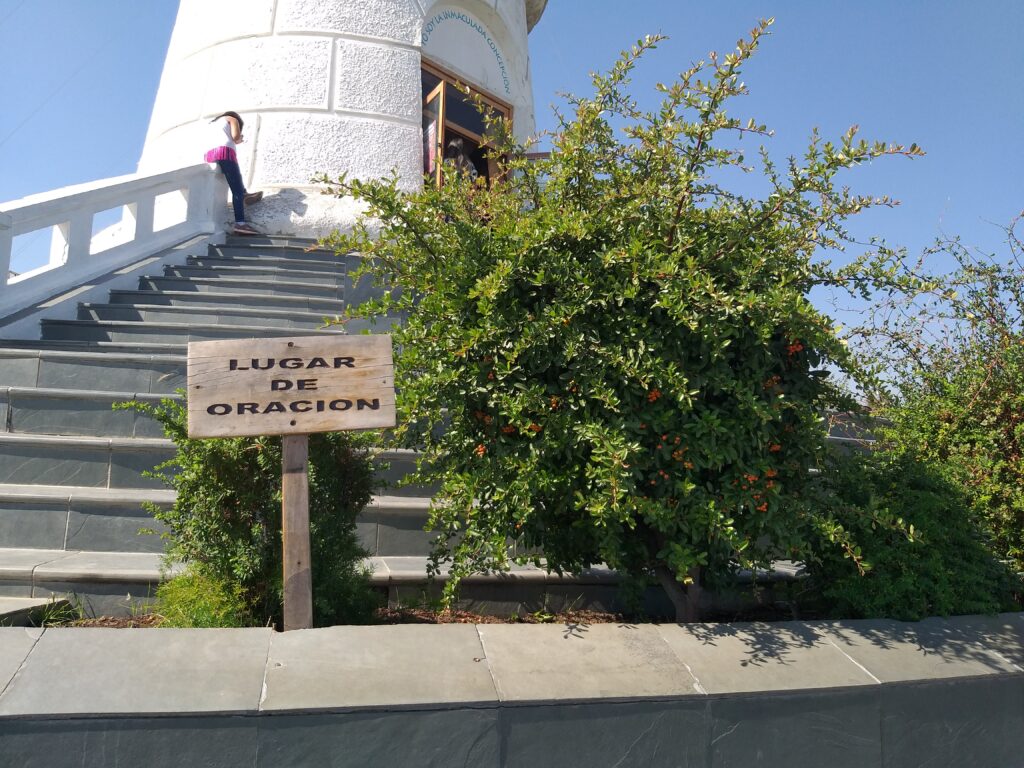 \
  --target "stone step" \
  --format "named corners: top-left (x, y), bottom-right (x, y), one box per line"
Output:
top-left (221, 235), bottom-right (331, 250)
top-left (0, 338), bottom-right (188, 356)
top-left (0, 435), bottom-right (425, 494)
top-left (372, 448), bottom-right (434, 497)
top-left (209, 243), bottom-right (343, 262)
top-left (0, 386), bottom-right (173, 438)
top-left (136, 275), bottom-right (346, 300)
top-left (0, 545), bottom-right (621, 617)
top-left (162, 264), bottom-right (346, 285)
top-left (39, 318), bottom-right (349, 345)
top-left (358, 495), bottom-right (435, 557)
top-left (185, 254), bottom-right (353, 273)
top-left (0, 348), bottom-right (185, 394)
top-left (0, 483), bottom-right (172, 553)
top-left (77, 303), bottom-right (341, 330)
top-left (107, 289), bottom-right (348, 315)
top-left (0, 482), bottom-right (436, 557)
top-left (0, 547), bottom-right (171, 616)
top-left (0, 595), bottom-right (70, 626)
top-left (0, 432), bottom-right (173, 490)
